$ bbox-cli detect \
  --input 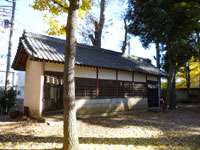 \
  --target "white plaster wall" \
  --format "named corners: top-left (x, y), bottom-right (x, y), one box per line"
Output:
top-left (118, 71), bottom-right (132, 81)
top-left (24, 59), bottom-right (44, 117)
top-left (147, 75), bottom-right (158, 81)
top-left (134, 72), bottom-right (146, 82)
top-left (45, 63), bottom-right (64, 72)
top-left (99, 68), bottom-right (116, 80)
top-left (44, 63), bottom-right (96, 79)
top-left (75, 66), bottom-right (96, 79)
